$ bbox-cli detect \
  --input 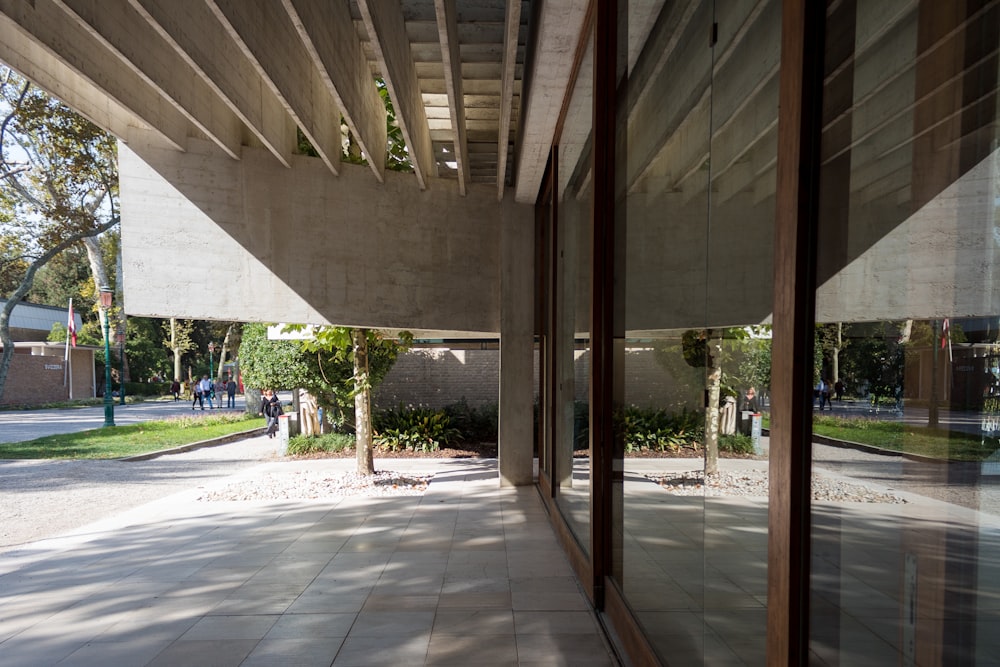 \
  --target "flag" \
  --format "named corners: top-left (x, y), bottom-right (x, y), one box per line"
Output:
top-left (941, 318), bottom-right (949, 350)
top-left (68, 300), bottom-right (77, 348)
